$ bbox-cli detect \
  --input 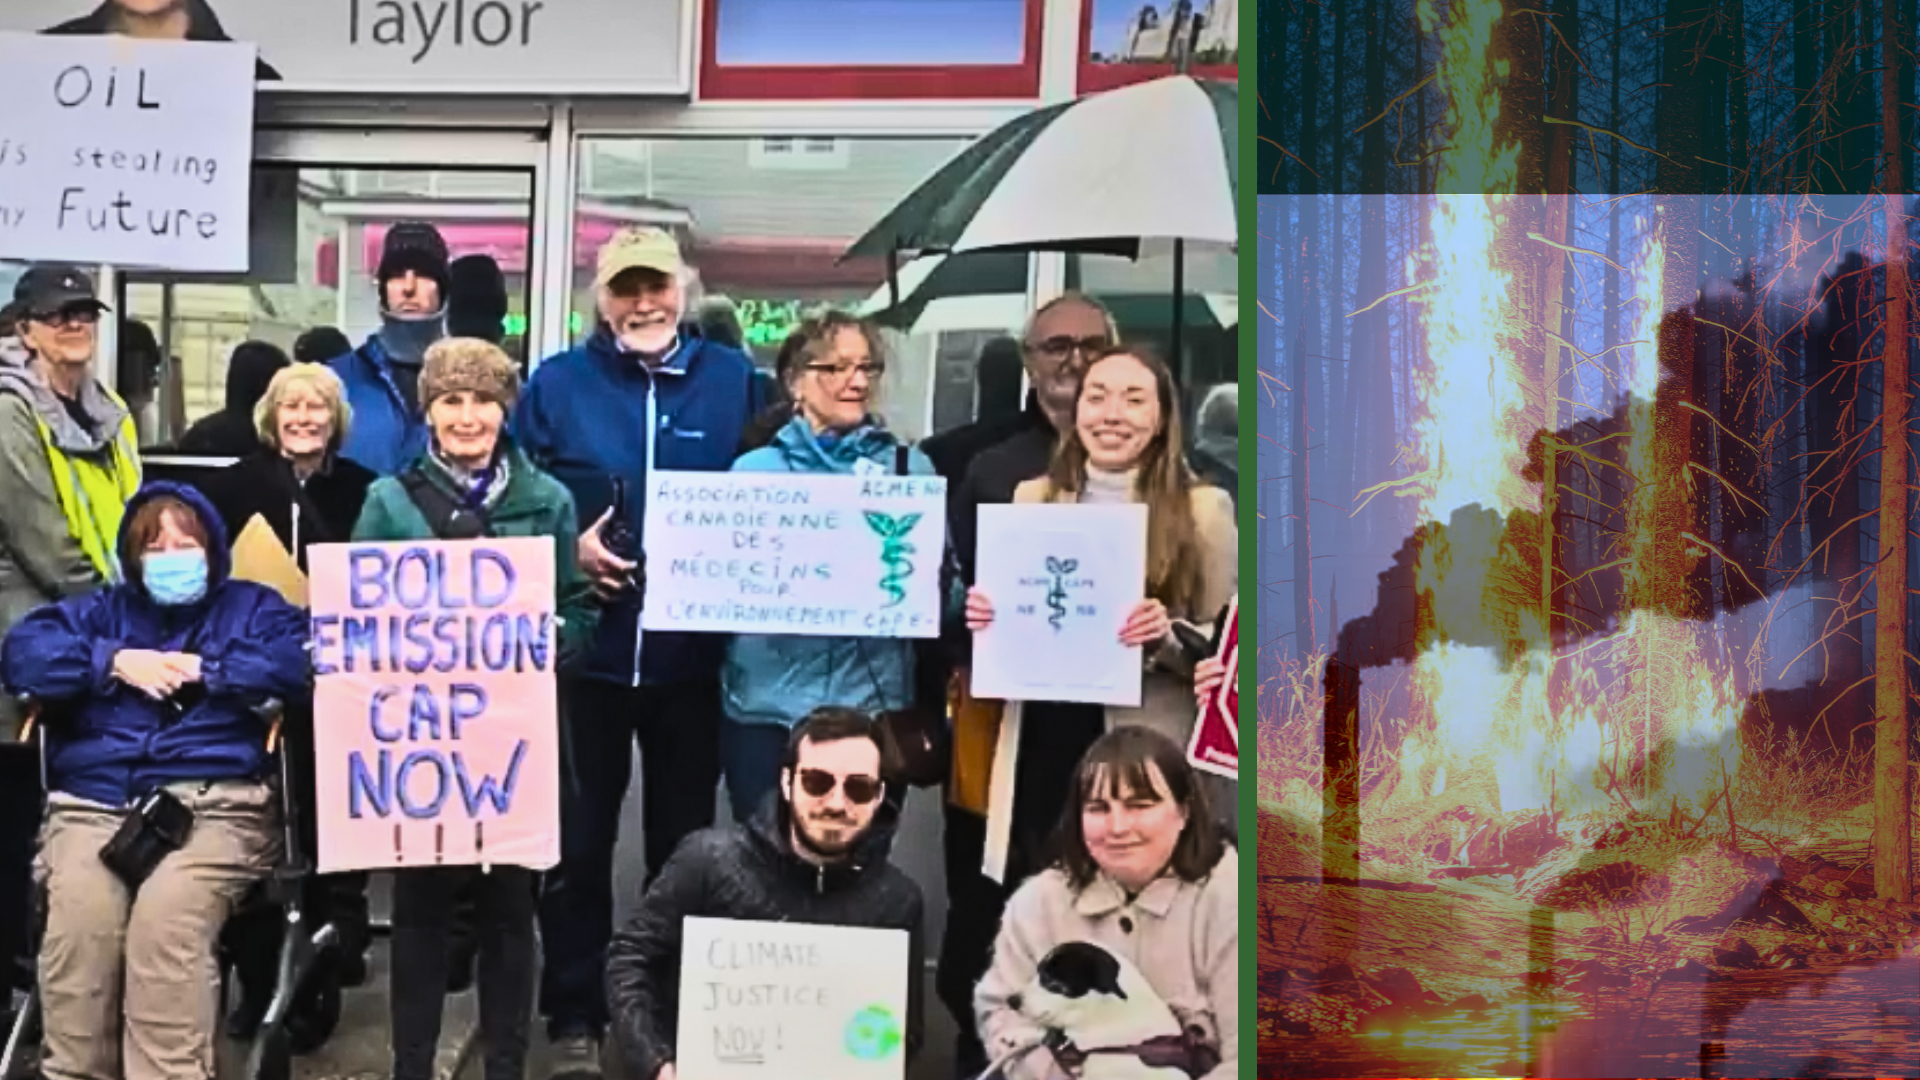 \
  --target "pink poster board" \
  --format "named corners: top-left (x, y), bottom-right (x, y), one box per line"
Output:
top-left (1187, 597), bottom-right (1237, 779)
top-left (307, 538), bottom-right (560, 873)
